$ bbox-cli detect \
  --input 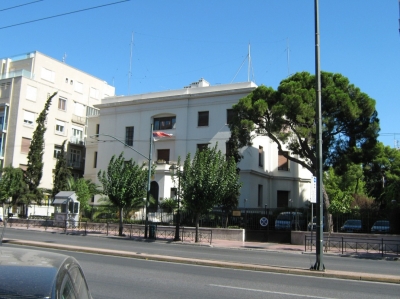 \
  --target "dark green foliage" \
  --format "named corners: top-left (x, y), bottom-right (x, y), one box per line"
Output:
top-left (24, 92), bottom-right (57, 207)
top-left (97, 152), bottom-right (153, 236)
top-left (52, 140), bottom-right (71, 199)
top-left (180, 145), bottom-right (241, 241)
top-left (228, 72), bottom-right (379, 176)
top-left (363, 142), bottom-right (400, 208)
top-left (0, 166), bottom-right (28, 205)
